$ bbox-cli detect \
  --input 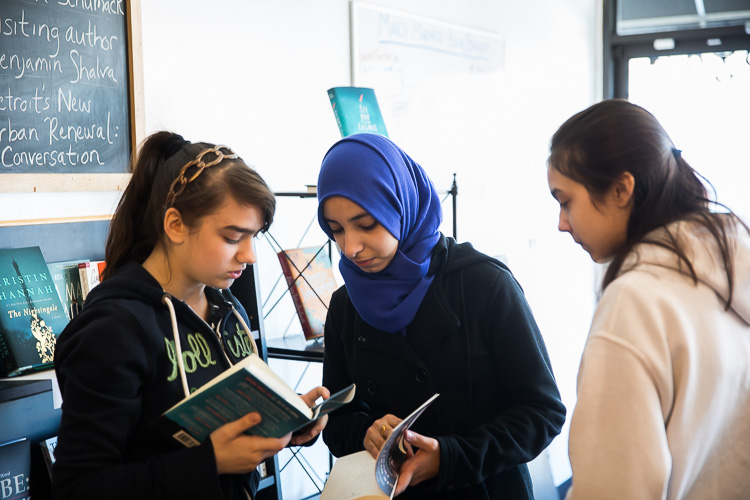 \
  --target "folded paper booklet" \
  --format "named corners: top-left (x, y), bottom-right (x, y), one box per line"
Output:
top-left (153, 354), bottom-right (356, 447)
top-left (321, 393), bottom-right (439, 500)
